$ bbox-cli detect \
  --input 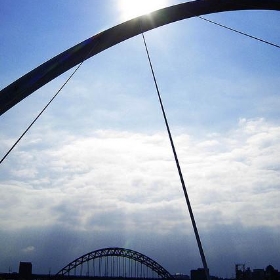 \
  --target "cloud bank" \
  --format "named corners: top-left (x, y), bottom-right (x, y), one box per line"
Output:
top-left (0, 118), bottom-right (279, 276)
